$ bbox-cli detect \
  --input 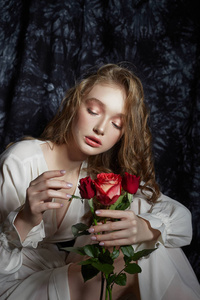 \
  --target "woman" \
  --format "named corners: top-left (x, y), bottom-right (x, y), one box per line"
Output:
top-left (0, 64), bottom-right (199, 300)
